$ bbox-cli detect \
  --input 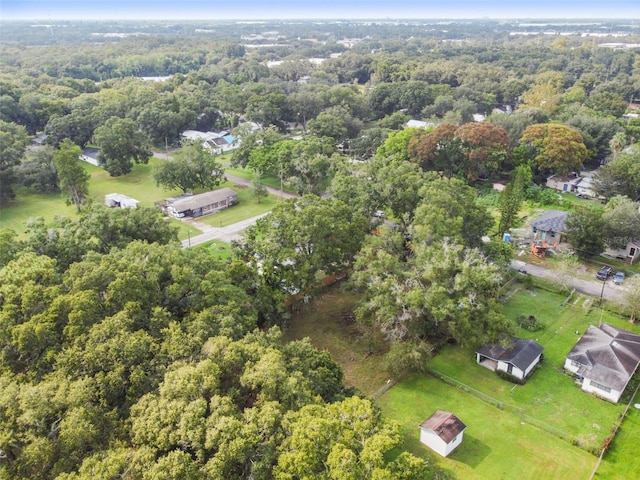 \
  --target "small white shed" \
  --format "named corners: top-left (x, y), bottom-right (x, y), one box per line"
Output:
top-left (105, 193), bottom-right (139, 209)
top-left (419, 410), bottom-right (466, 457)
